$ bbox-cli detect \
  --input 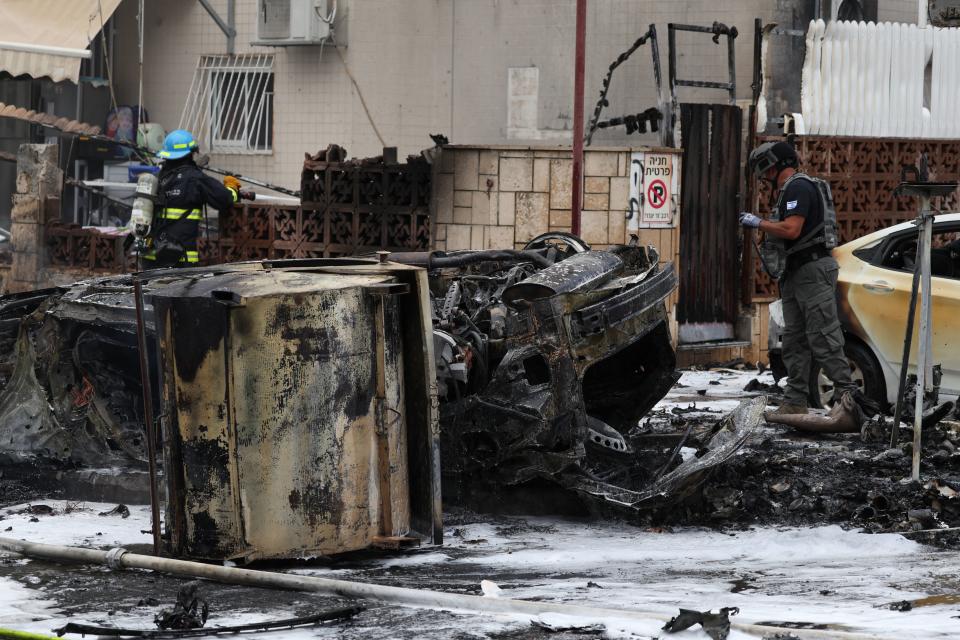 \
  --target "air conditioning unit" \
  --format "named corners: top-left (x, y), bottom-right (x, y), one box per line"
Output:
top-left (255, 0), bottom-right (332, 46)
